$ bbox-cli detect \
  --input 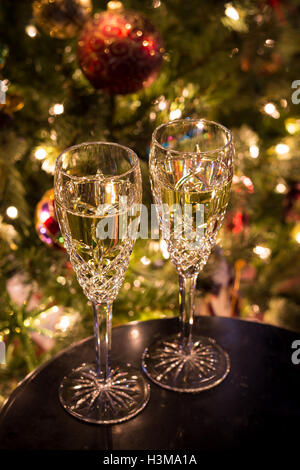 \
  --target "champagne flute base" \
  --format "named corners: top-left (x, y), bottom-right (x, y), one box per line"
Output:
top-left (142, 334), bottom-right (230, 393)
top-left (59, 363), bottom-right (150, 424)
